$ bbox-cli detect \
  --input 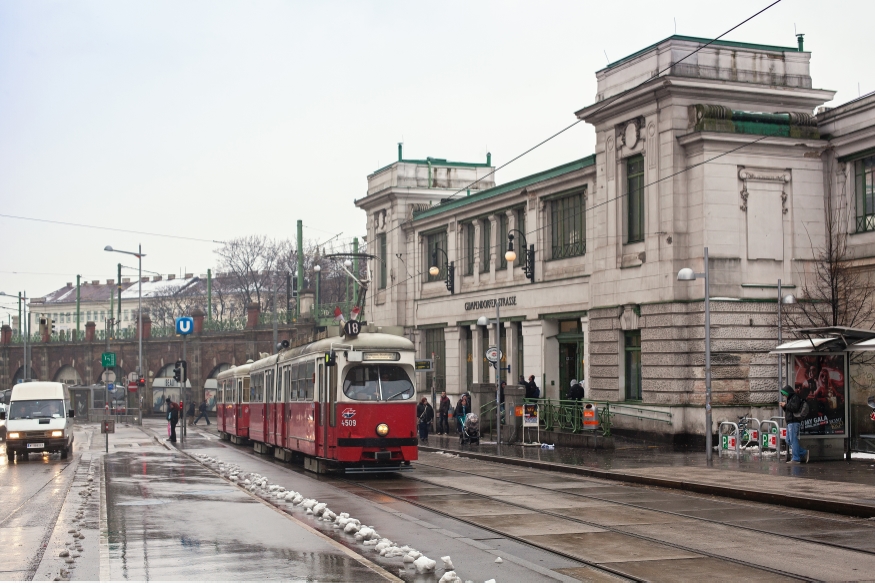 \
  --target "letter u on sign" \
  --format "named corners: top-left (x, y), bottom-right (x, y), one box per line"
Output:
top-left (175, 317), bottom-right (194, 335)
